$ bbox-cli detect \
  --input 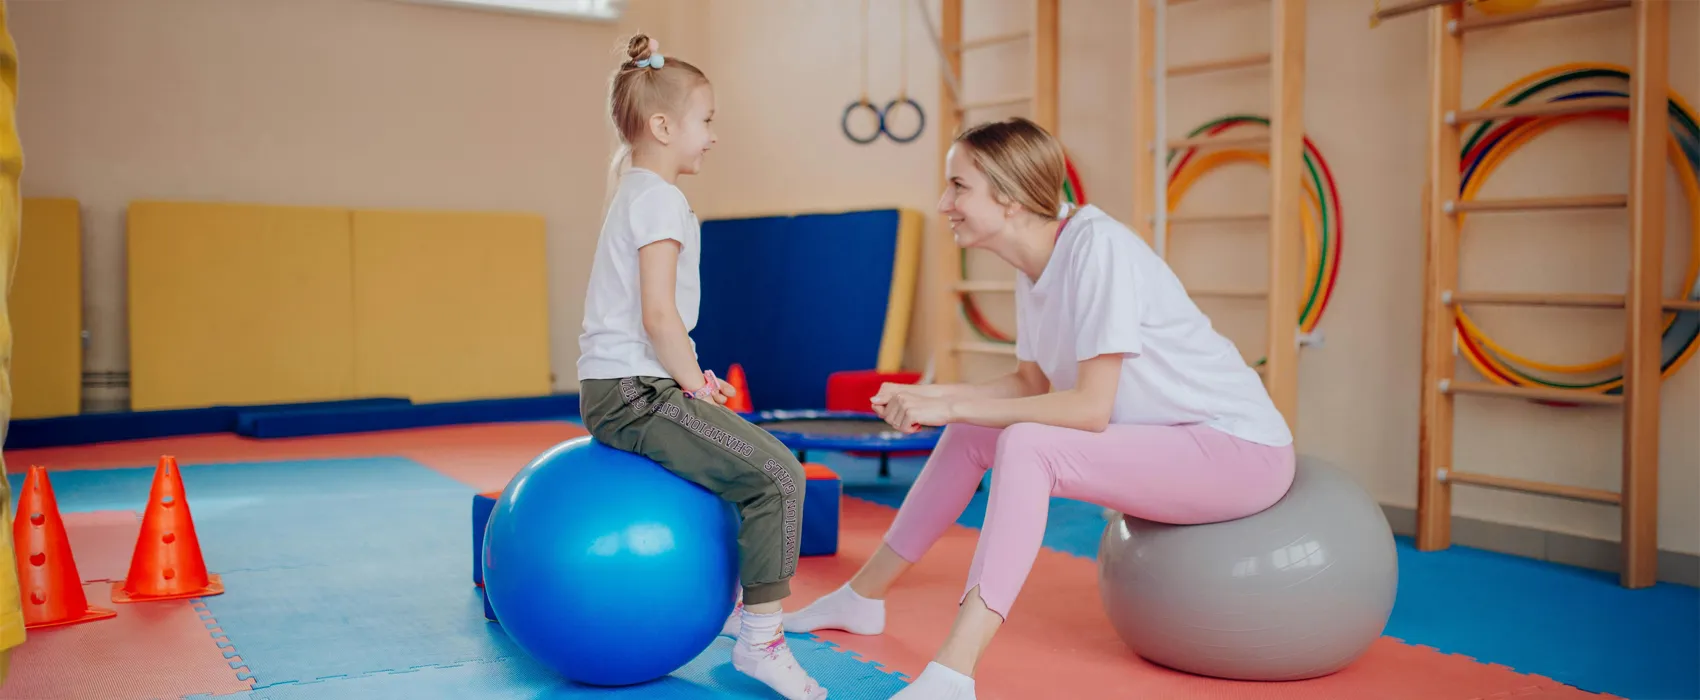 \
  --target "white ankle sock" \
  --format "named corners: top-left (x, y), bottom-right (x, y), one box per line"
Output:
top-left (781, 584), bottom-right (885, 635)
top-left (732, 609), bottom-right (828, 700)
top-left (891, 662), bottom-right (975, 700)
top-left (721, 602), bottom-right (743, 636)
